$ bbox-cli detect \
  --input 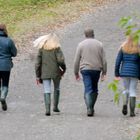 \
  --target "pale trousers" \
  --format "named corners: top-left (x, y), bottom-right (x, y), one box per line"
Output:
top-left (43, 78), bottom-right (60, 93)
top-left (122, 77), bottom-right (138, 97)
